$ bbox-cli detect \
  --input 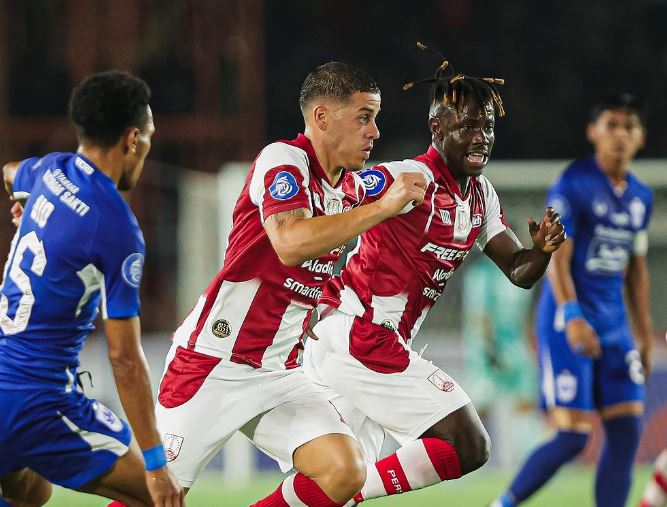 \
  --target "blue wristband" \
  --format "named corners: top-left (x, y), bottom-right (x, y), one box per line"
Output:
top-left (562, 300), bottom-right (583, 324)
top-left (142, 443), bottom-right (167, 471)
